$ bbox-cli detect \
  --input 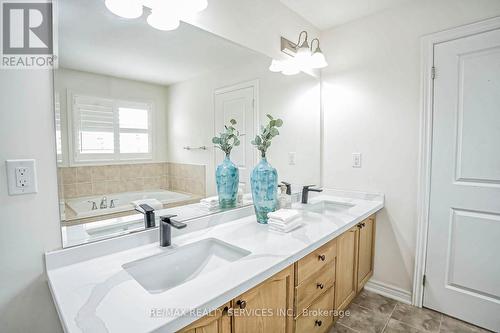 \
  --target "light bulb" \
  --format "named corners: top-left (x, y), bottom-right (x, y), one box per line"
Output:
top-left (294, 42), bottom-right (311, 68)
top-left (105, 0), bottom-right (143, 19)
top-left (147, 10), bottom-right (180, 31)
top-left (269, 59), bottom-right (283, 72)
top-left (281, 60), bottom-right (300, 75)
top-left (310, 51), bottom-right (328, 69)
